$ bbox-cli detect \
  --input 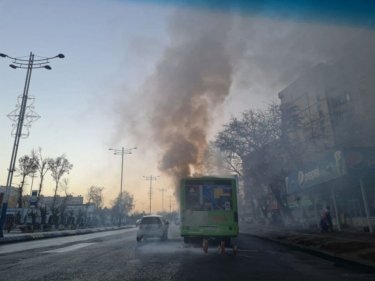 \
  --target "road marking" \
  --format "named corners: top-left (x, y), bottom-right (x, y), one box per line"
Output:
top-left (0, 228), bottom-right (136, 255)
top-left (237, 249), bottom-right (258, 252)
top-left (237, 254), bottom-right (257, 259)
top-left (42, 242), bottom-right (96, 253)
